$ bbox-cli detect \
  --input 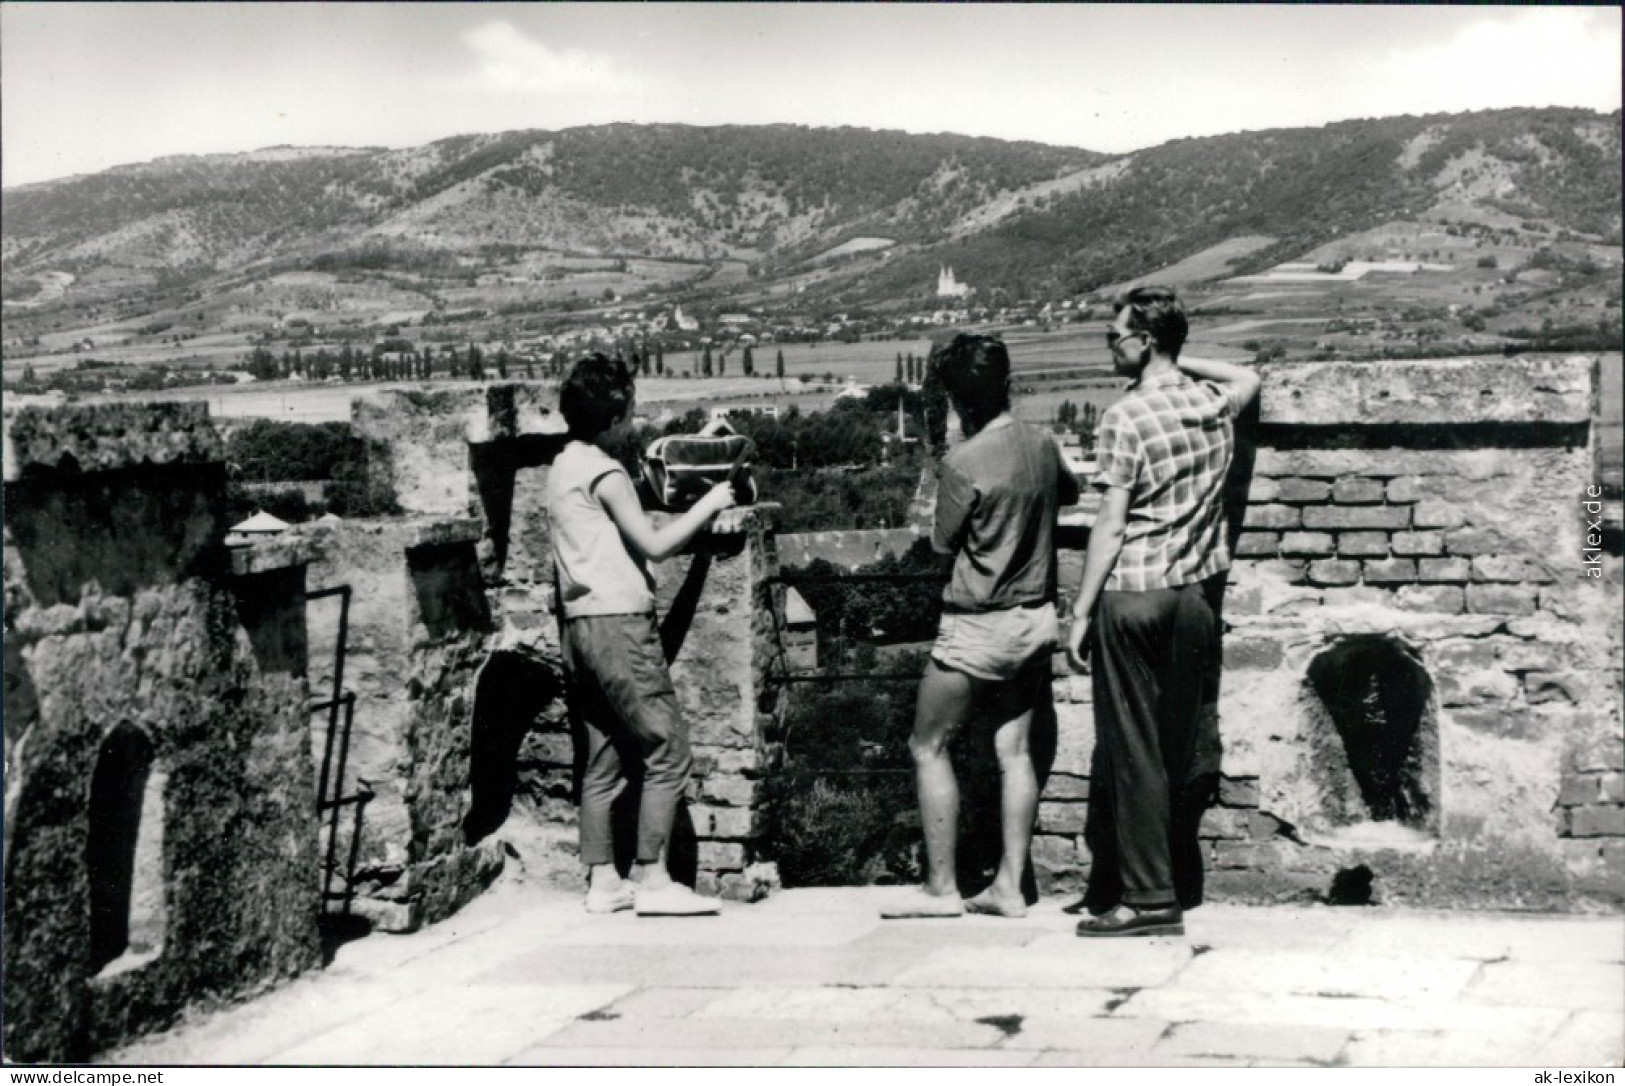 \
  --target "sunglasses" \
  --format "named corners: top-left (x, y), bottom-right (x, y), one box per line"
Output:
top-left (1106, 329), bottom-right (1149, 350)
